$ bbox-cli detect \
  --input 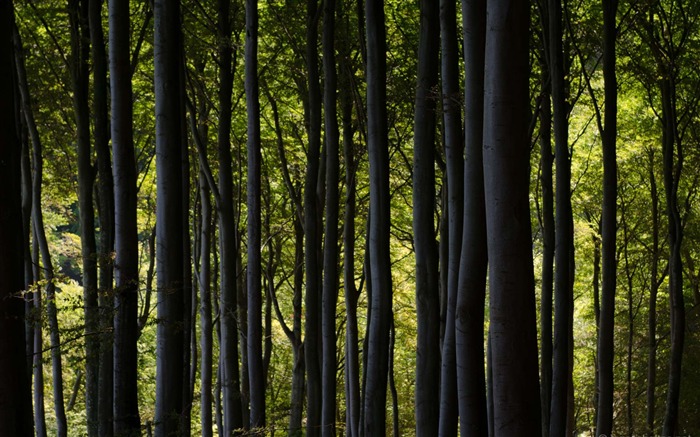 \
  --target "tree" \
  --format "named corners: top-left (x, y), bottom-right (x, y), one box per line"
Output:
top-left (483, 0), bottom-right (542, 433)
top-left (322, 0), bottom-right (341, 433)
top-left (154, 0), bottom-right (186, 433)
top-left (596, 0), bottom-right (618, 434)
top-left (0, 1), bottom-right (33, 433)
top-left (412, 0), bottom-right (440, 434)
top-left (109, 0), bottom-right (141, 433)
top-left (455, 0), bottom-right (488, 434)
top-left (245, 0), bottom-right (265, 430)
top-left (363, 0), bottom-right (393, 434)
